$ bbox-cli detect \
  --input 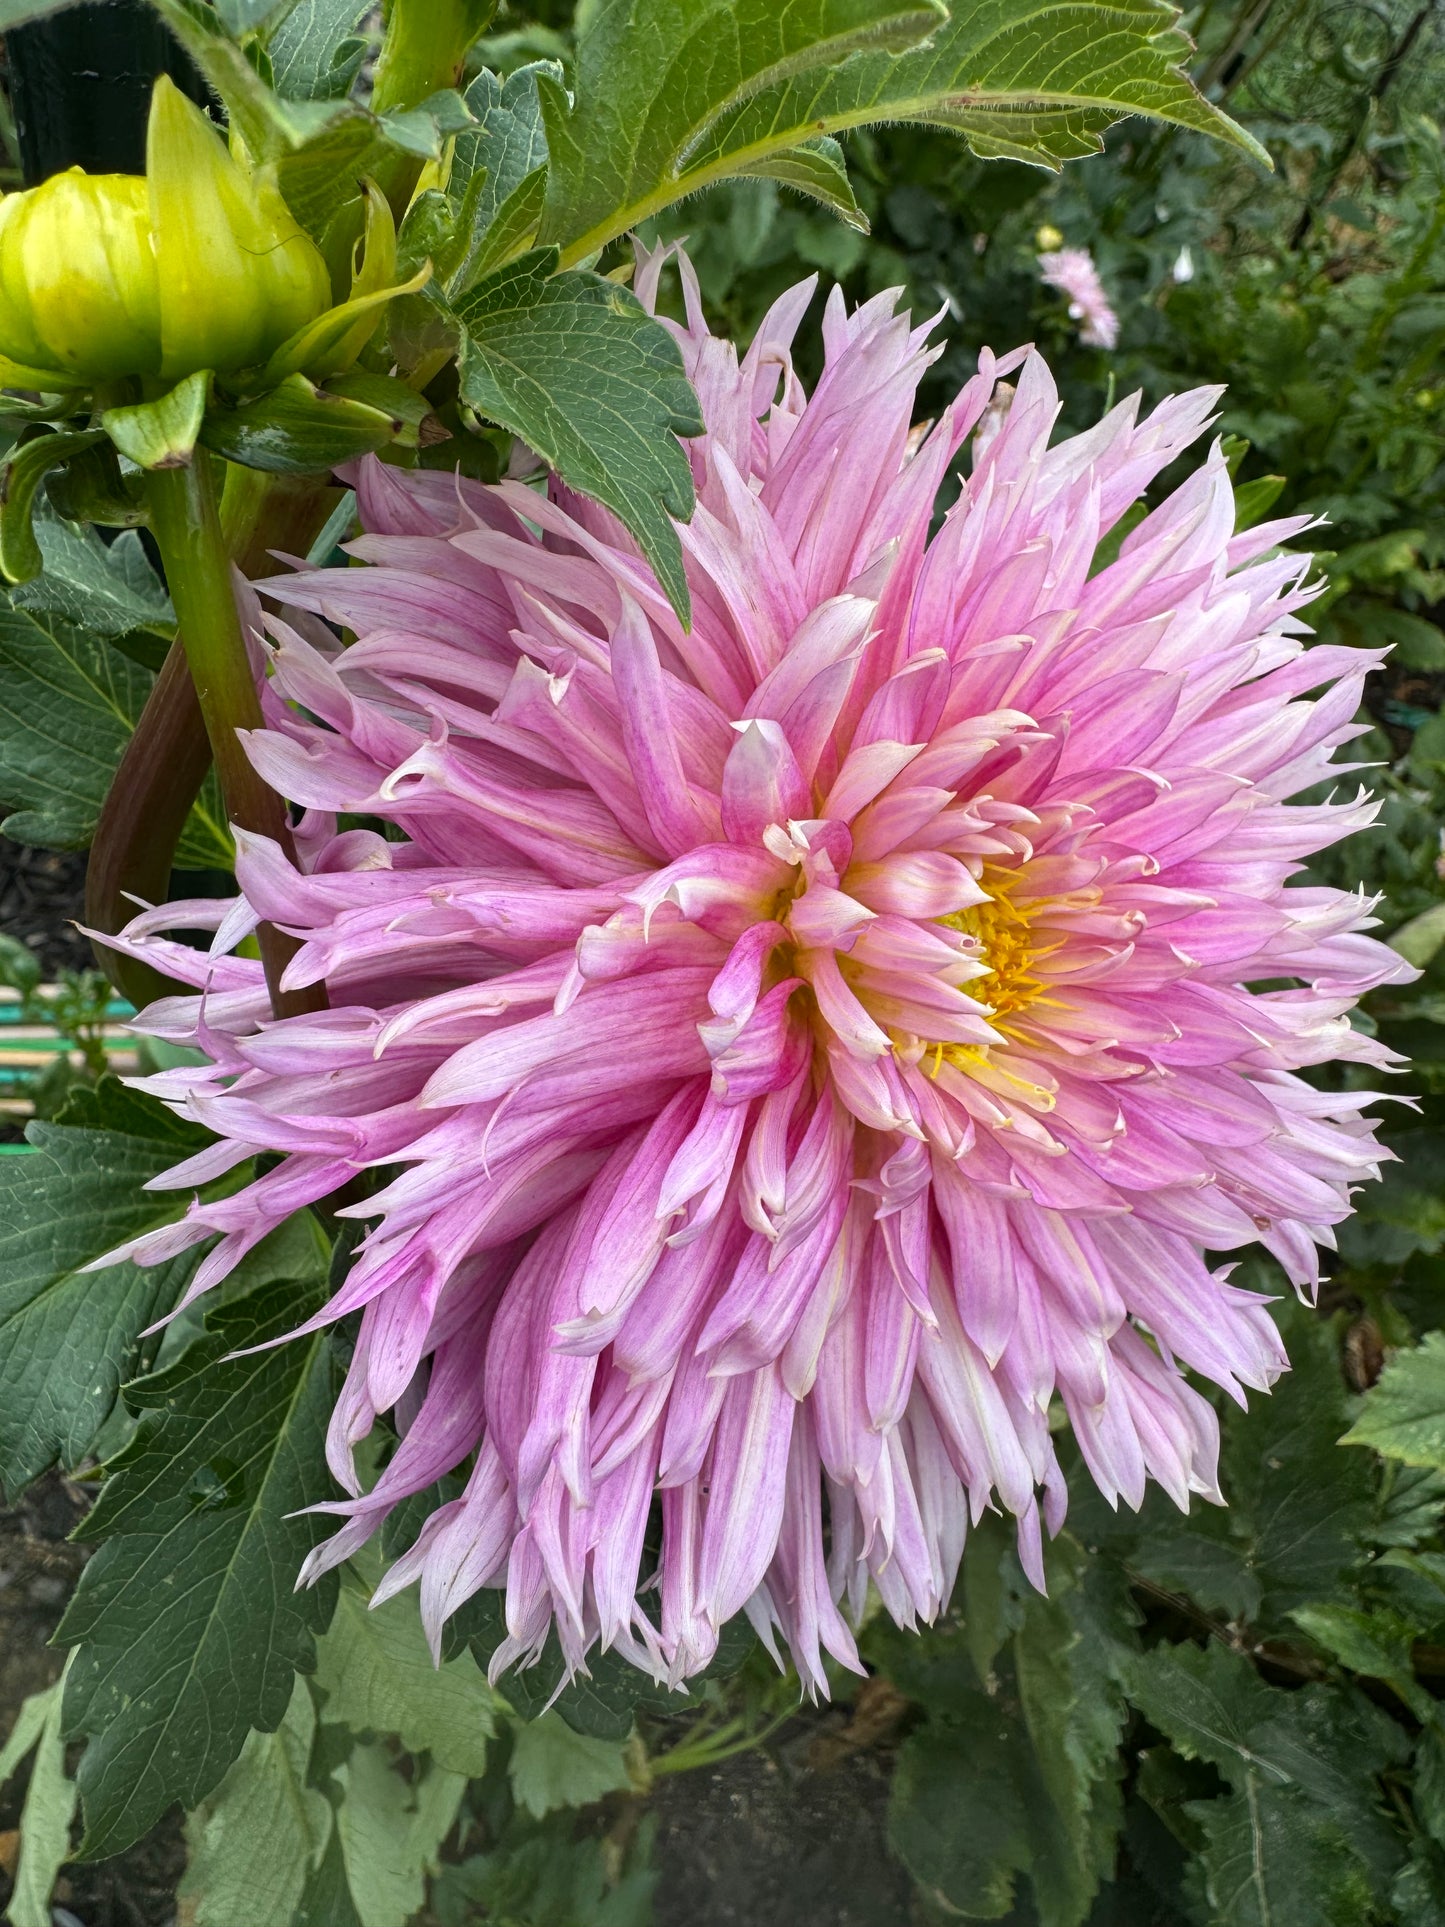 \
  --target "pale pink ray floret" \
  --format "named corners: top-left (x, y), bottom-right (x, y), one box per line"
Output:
top-left (1038, 245), bottom-right (1120, 350)
top-left (96, 246), bottom-right (1411, 1697)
